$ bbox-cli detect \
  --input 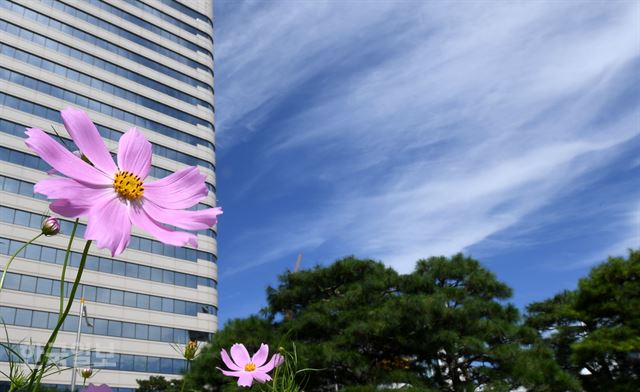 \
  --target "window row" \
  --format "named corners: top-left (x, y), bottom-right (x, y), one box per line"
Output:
top-left (0, 142), bottom-right (179, 197)
top-left (121, 0), bottom-right (211, 39)
top-left (1, 1), bottom-right (211, 93)
top-left (0, 271), bottom-right (218, 317)
top-left (0, 19), bottom-right (213, 111)
top-left (158, 0), bottom-right (213, 24)
top-left (0, 147), bottom-right (215, 224)
top-left (88, 0), bottom-right (211, 55)
top-left (43, 0), bottom-right (211, 72)
top-left (0, 168), bottom-right (215, 234)
top-left (0, 233), bottom-right (216, 289)
top-left (0, 92), bottom-right (215, 168)
top-left (1, 114), bottom-right (215, 174)
top-left (0, 343), bottom-right (187, 375)
top-left (0, 43), bottom-right (212, 131)
top-left (0, 170), bottom-right (215, 235)
top-left (0, 201), bottom-right (217, 263)
top-left (0, 68), bottom-right (214, 156)
top-left (0, 306), bottom-right (210, 345)
top-left (0, 129), bottom-right (180, 190)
